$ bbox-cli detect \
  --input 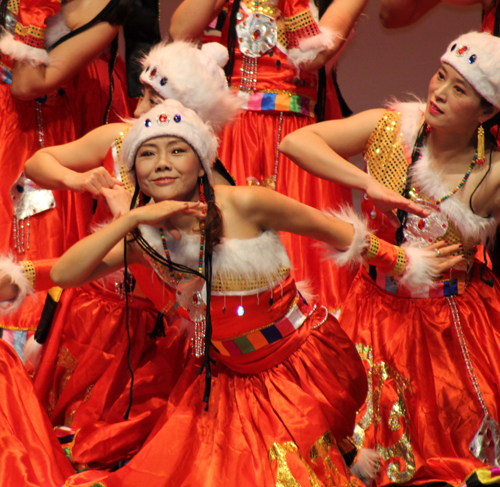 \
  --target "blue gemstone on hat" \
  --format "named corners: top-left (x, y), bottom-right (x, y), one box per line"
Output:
top-left (469, 54), bottom-right (477, 64)
top-left (144, 119), bottom-right (152, 127)
top-left (174, 114), bottom-right (181, 123)
top-left (451, 43), bottom-right (457, 52)
top-left (16, 184), bottom-right (24, 193)
top-left (160, 77), bottom-right (168, 86)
